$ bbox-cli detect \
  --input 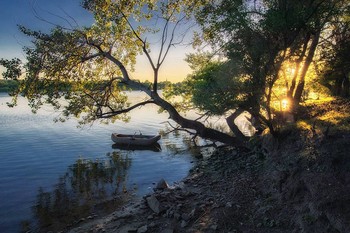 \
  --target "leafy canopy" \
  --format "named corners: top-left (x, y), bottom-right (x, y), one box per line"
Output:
top-left (187, 0), bottom-right (348, 116)
top-left (10, 0), bottom-right (200, 124)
